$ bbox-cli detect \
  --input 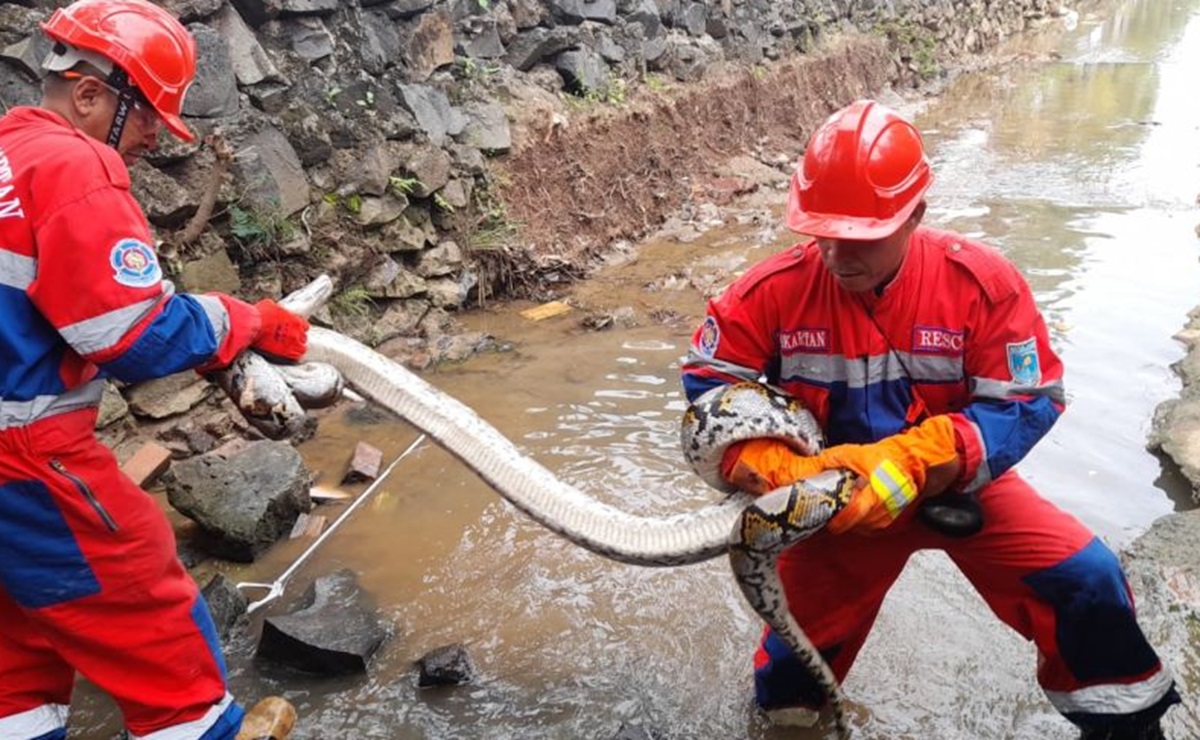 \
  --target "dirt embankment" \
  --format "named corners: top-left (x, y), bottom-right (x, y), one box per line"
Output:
top-left (473, 34), bottom-right (895, 298)
top-left (482, 22), bottom-right (1073, 300)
